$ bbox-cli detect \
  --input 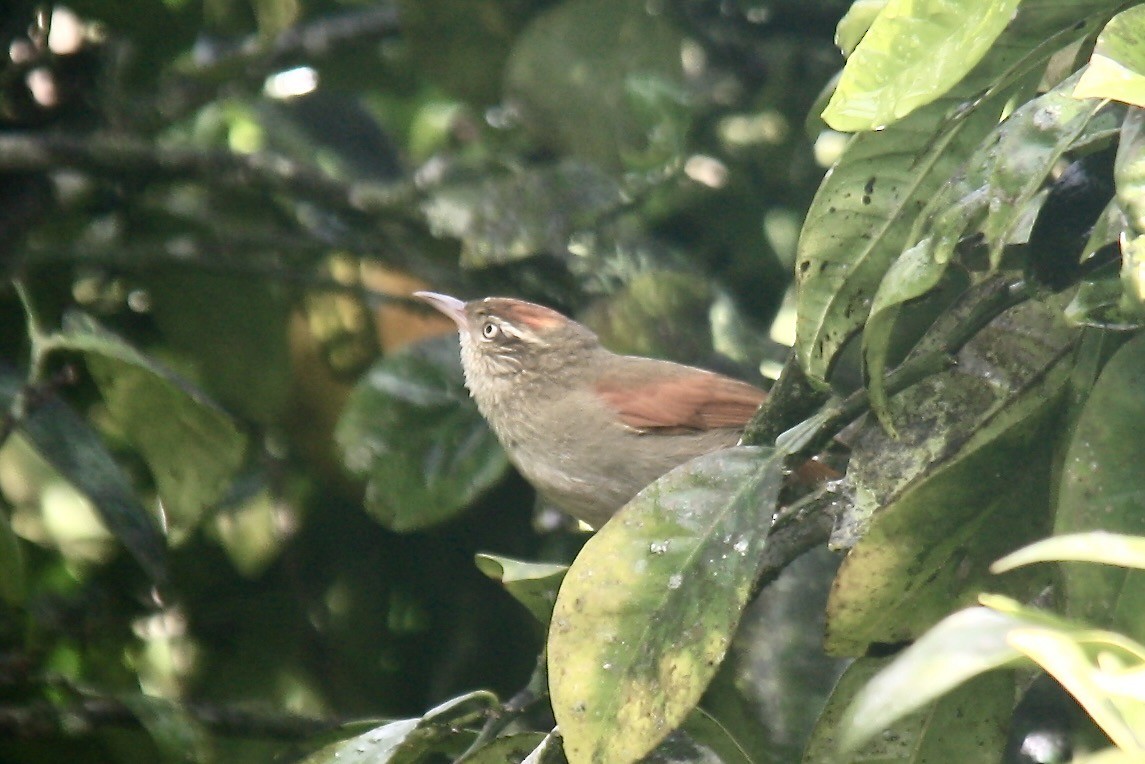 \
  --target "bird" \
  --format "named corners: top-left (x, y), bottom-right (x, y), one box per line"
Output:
top-left (415, 291), bottom-right (775, 529)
